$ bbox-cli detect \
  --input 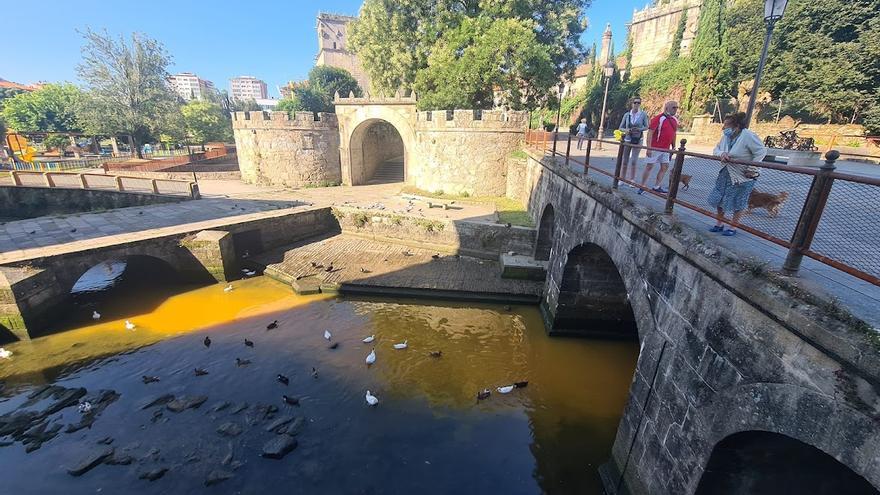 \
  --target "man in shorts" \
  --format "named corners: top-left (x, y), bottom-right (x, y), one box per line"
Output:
top-left (576, 118), bottom-right (589, 150)
top-left (640, 100), bottom-right (679, 194)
